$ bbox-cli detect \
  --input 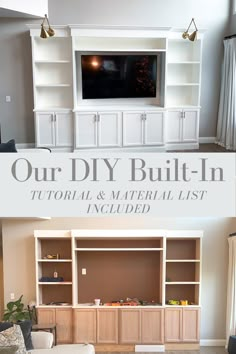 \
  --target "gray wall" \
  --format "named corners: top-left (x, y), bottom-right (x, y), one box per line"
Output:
top-left (228, 0), bottom-right (236, 33)
top-left (0, 18), bottom-right (40, 143)
top-left (1, 217), bottom-right (234, 340)
top-left (0, 0), bottom-right (231, 143)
